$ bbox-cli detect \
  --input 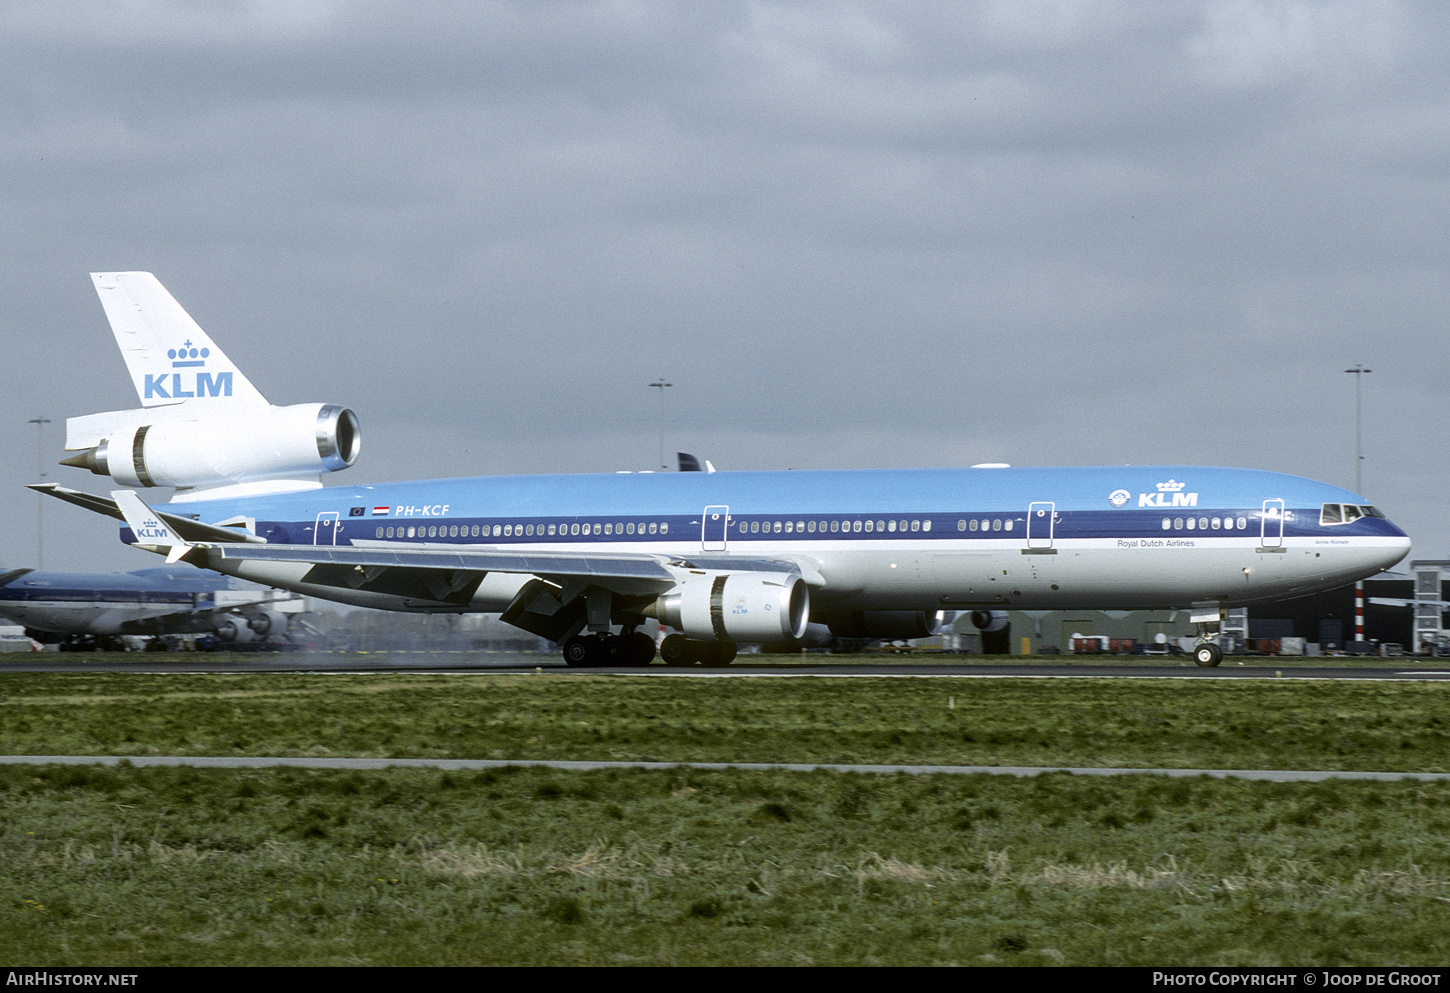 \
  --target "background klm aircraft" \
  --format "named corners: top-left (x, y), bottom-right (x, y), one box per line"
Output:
top-left (0, 563), bottom-right (301, 650)
top-left (35, 273), bottom-right (1412, 667)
